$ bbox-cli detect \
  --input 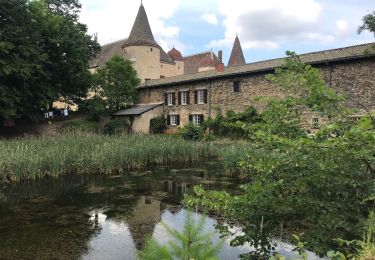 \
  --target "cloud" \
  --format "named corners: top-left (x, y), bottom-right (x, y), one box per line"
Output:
top-left (207, 0), bottom-right (332, 50)
top-left (201, 13), bottom-right (218, 25)
top-left (79, 0), bottom-right (181, 49)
